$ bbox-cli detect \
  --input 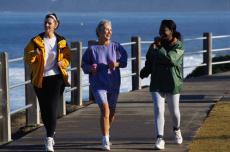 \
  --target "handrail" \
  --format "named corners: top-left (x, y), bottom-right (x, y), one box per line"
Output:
top-left (184, 50), bottom-right (206, 55)
top-left (121, 72), bottom-right (136, 78)
top-left (9, 80), bottom-right (31, 89)
top-left (9, 57), bottom-right (23, 63)
top-left (212, 47), bottom-right (230, 52)
top-left (10, 104), bottom-right (33, 115)
top-left (128, 57), bottom-right (136, 61)
top-left (82, 83), bottom-right (90, 87)
top-left (65, 87), bottom-right (77, 93)
top-left (183, 63), bottom-right (206, 69)
top-left (121, 42), bottom-right (136, 46)
top-left (212, 60), bottom-right (230, 65)
top-left (141, 37), bottom-right (207, 44)
top-left (184, 37), bottom-right (206, 41)
top-left (212, 35), bottom-right (230, 39)
top-left (67, 67), bottom-right (77, 72)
